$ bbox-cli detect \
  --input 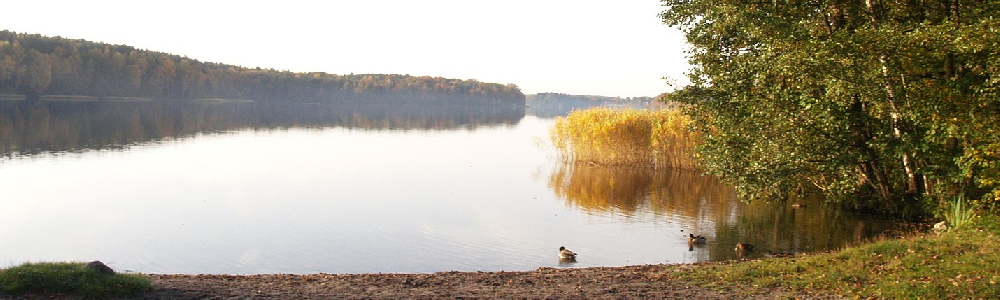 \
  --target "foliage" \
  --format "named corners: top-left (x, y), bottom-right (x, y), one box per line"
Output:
top-left (0, 30), bottom-right (524, 104)
top-left (550, 108), bottom-right (698, 169)
top-left (660, 0), bottom-right (1000, 215)
top-left (666, 215), bottom-right (1000, 299)
top-left (0, 262), bottom-right (151, 298)
top-left (943, 194), bottom-right (977, 230)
